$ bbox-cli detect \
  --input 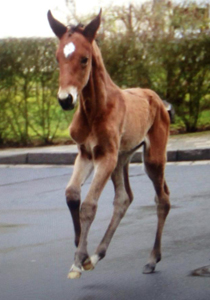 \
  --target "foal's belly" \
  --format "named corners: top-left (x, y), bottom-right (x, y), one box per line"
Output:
top-left (119, 95), bottom-right (152, 152)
